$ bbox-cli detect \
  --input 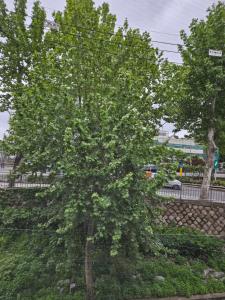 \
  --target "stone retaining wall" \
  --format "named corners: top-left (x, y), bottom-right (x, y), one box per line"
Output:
top-left (163, 199), bottom-right (225, 236)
